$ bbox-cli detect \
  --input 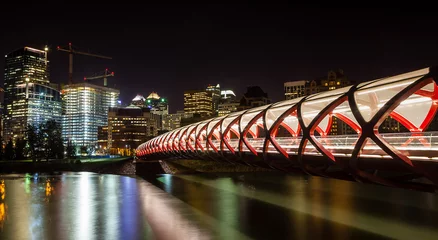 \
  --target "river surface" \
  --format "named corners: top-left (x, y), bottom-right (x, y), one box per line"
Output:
top-left (0, 172), bottom-right (438, 239)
